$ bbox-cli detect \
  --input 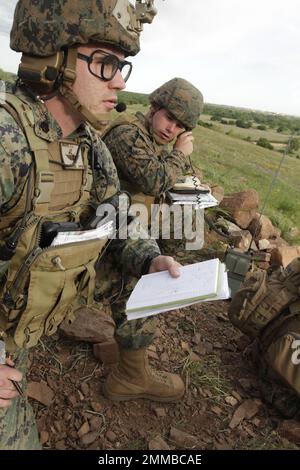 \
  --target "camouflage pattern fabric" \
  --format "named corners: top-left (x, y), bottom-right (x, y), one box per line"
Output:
top-left (149, 78), bottom-right (204, 130)
top-left (0, 82), bottom-right (161, 448)
top-left (104, 111), bottom-right (190, 196)
top-left (255, 348), bottom-right (300, 419)
top-left (0, 83), bottom-right (160, 279)
top-left (95, 254), bottom-right (157, 350)
top-left (0, 349), bottom-right (40, 450)
top-left (10, 0), bottom-right (142, 57)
